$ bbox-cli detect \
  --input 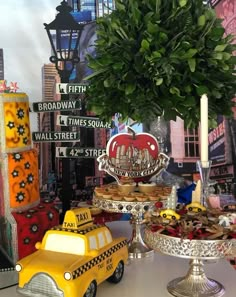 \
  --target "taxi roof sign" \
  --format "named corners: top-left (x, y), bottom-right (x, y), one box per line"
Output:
top-left (63, 208), bottom-right (93, 230)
